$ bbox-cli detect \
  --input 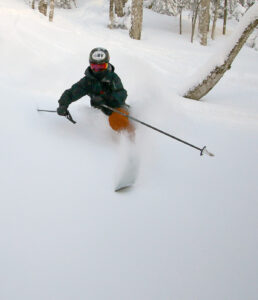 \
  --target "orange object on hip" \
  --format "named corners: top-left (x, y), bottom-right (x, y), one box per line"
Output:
top-left (108, 107), bottom-right (134, 132)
